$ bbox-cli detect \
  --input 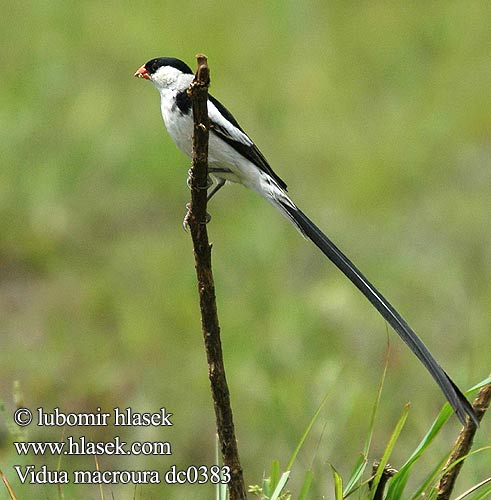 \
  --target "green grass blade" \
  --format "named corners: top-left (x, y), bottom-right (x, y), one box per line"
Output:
top-left (468, 376), bottom-right (491, 392)
top-left (270, 460), bottom-right (281, 493)
top-left (364, 334), bottom-right (391, 456)
top-left (386, 403), bottom-right (452, 499)
top-left (215, 435), bottom-right (226, 500)
top-left (270, 471), bottom-right (290, 500)
top-left (424, 447), bottom-right (491, 499)
top-left (298, 470), bottom-right (314, 500)
top-left (455, 476), bottom-right (491, 500)
top-left (471, 481), bottom-right (491, 500)
top-left (217, 481), bottom-right (228, 500)
top-left (286, 392), bottom-right (330, 471)
top-left (410, 453), bottom-right (448, 500)
top-left (411, 446), bottom-right (491, 500)
top-left (455, 477), bottom-right (491, 500)
top-left (262, 475), bottom-right (271, 495)
top-left (388, 376), bottom-right (491, 500)
top-left (343, 454), bottom-right (368, 498)
top-left (344, 336), bottom-right (390, 497)
top-left (330, 465), bottom-right (344, 500)
top-left (369, 403), bottom-right (410, 500)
